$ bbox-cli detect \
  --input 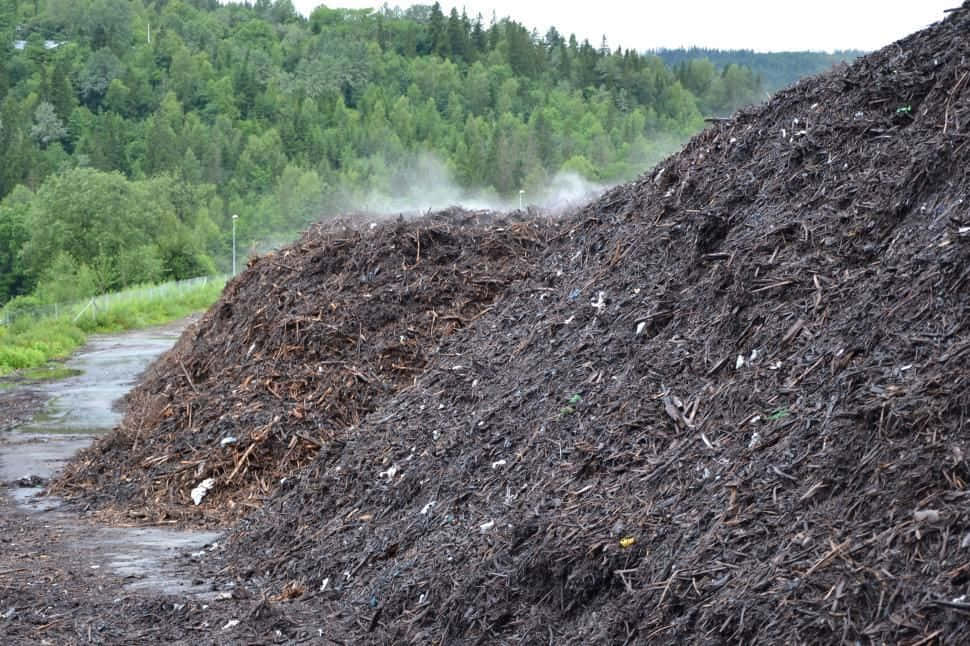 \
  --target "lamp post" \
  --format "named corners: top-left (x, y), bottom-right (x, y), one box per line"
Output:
top-left (231, 214), bottom-right (239, 275)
